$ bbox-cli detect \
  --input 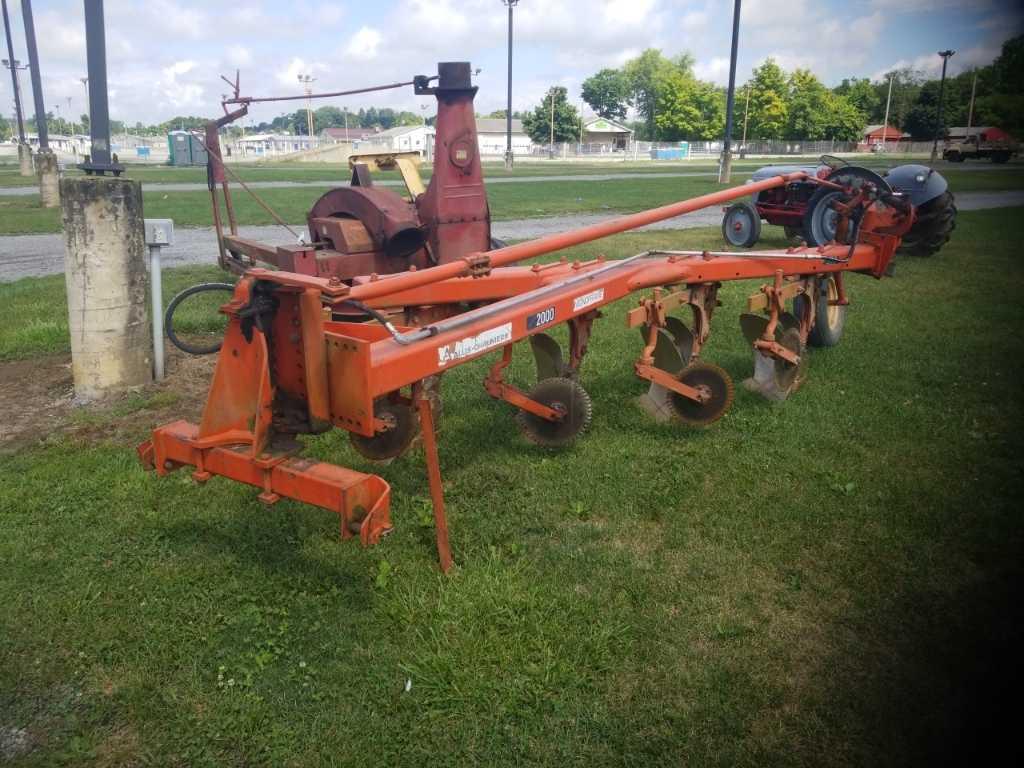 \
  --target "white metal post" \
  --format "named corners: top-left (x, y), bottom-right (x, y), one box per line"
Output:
top-left (149, 244), bottom-right (164, 380)
top-left (144, 219), bottom-right (173, 381)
